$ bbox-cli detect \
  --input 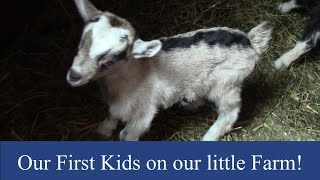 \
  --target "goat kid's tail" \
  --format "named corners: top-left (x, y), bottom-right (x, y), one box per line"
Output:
top-left (248, 21), bottom-right (274, 54)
